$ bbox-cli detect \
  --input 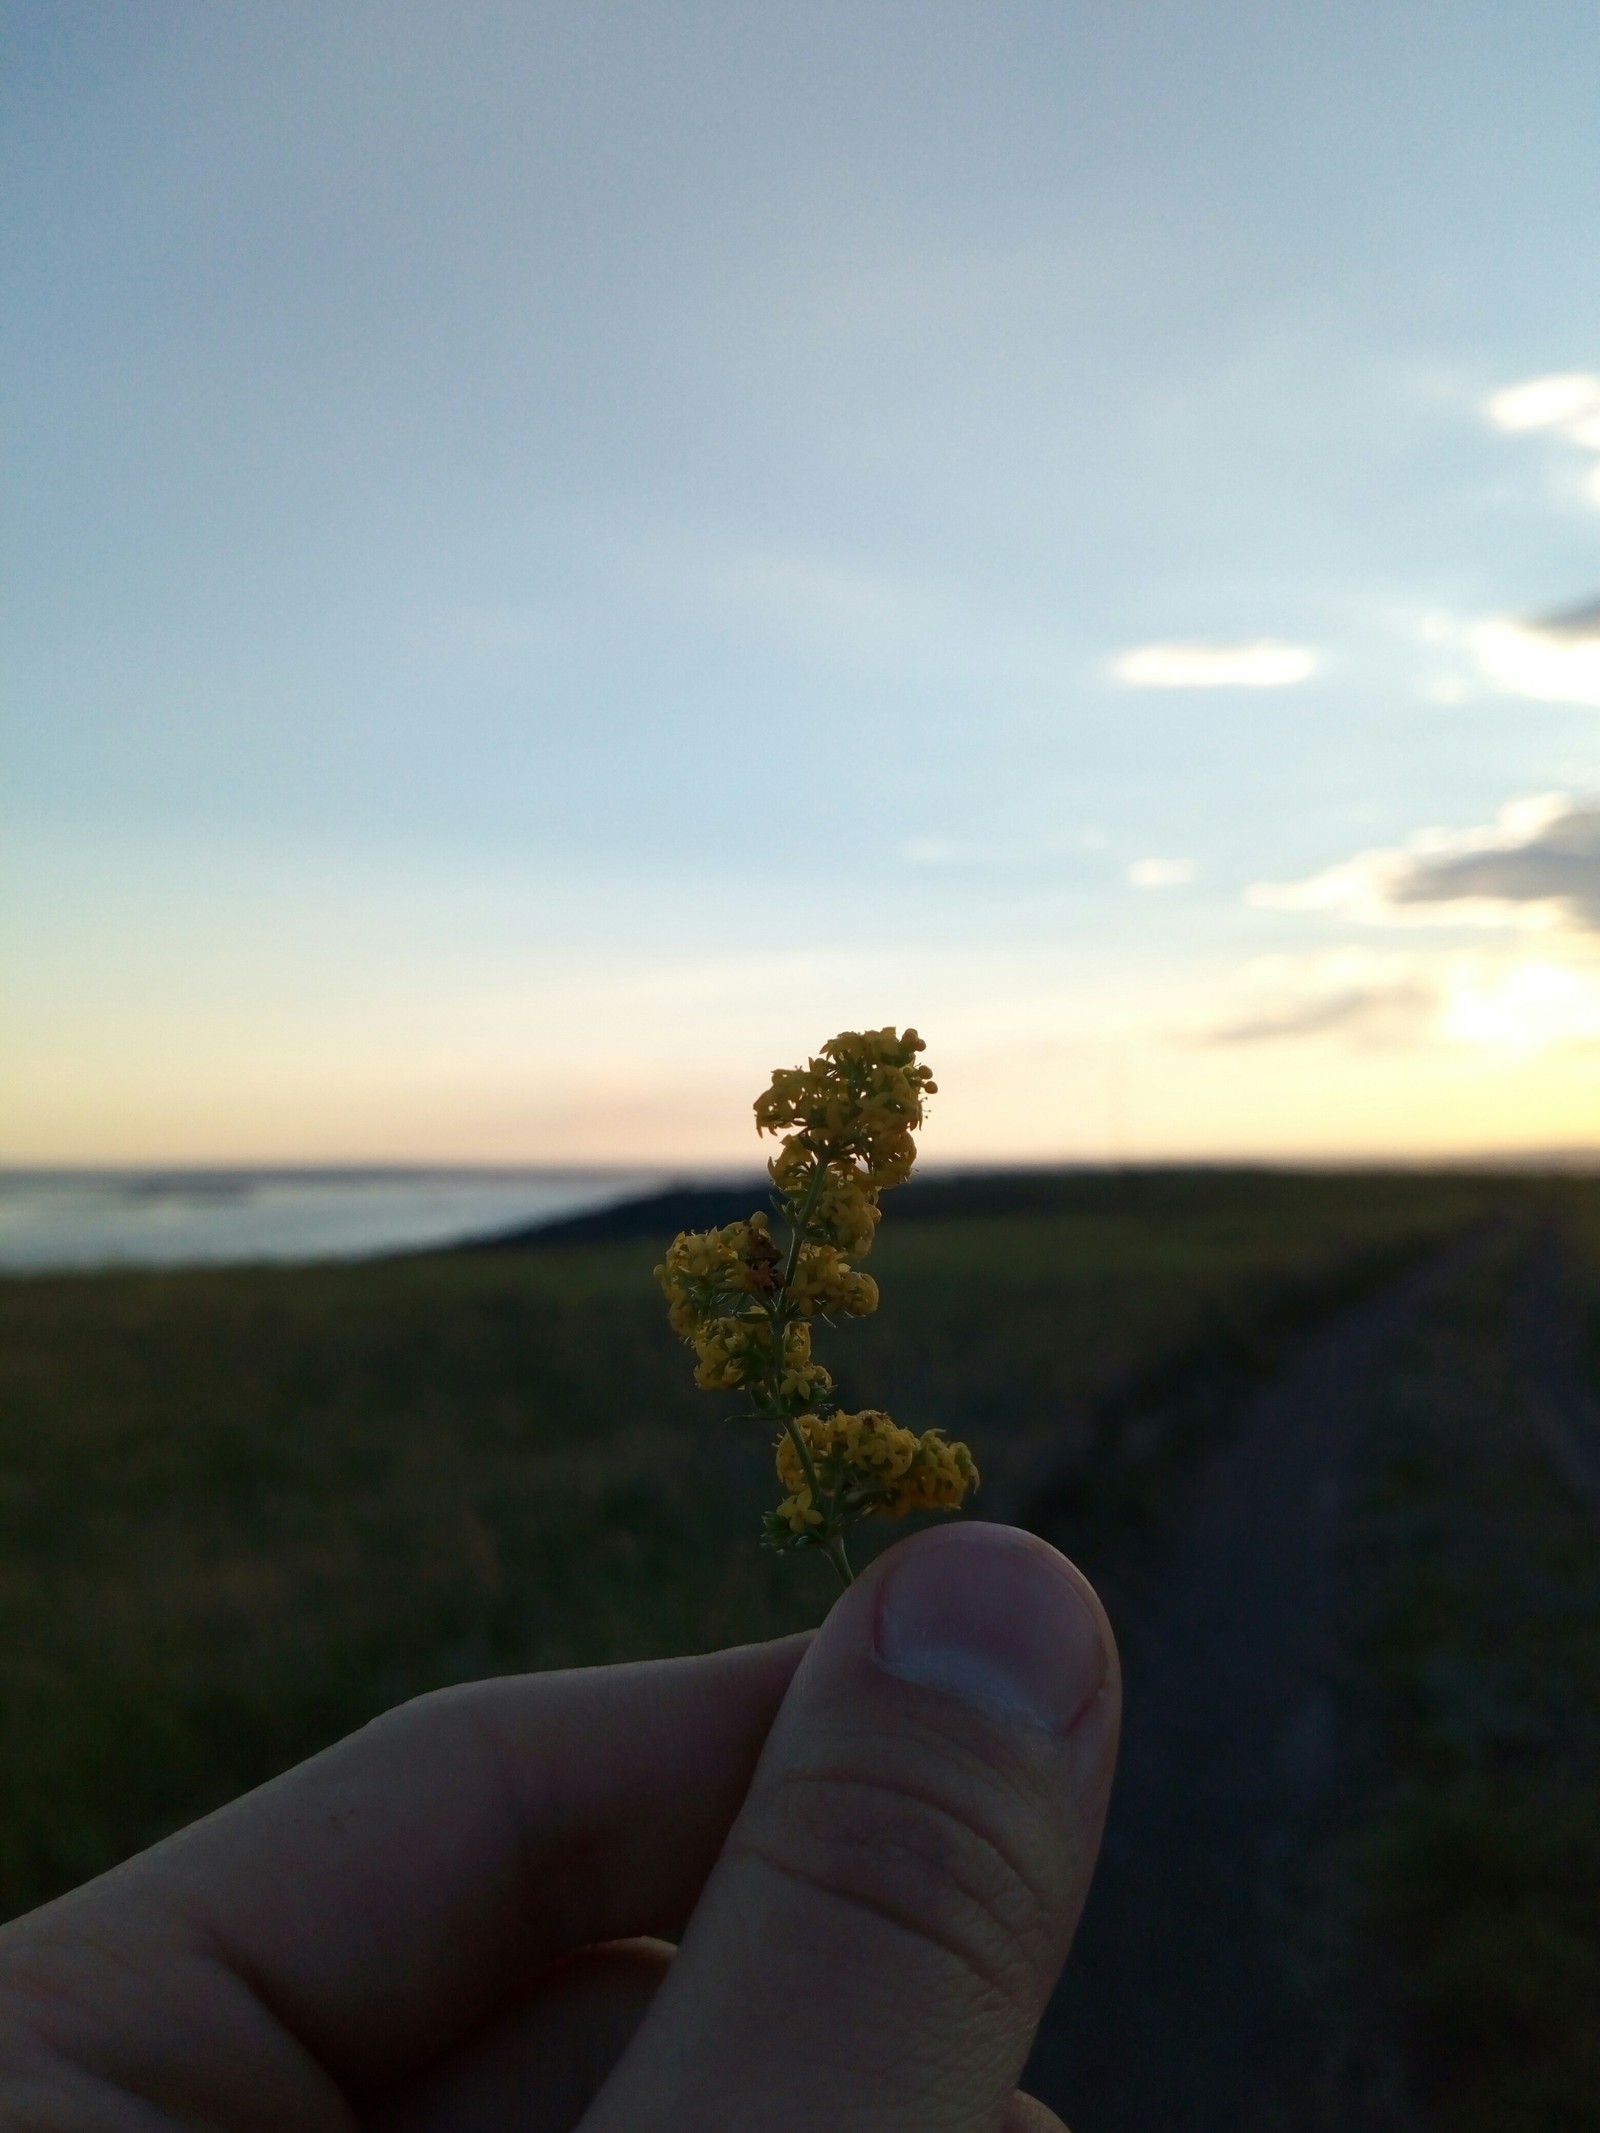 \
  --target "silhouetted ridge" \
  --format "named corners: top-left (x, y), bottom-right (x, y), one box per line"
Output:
top-left (460, 1183), bottom-right (771, 1252)
top-left (455, 1165), bottom-right (1309, 1253)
